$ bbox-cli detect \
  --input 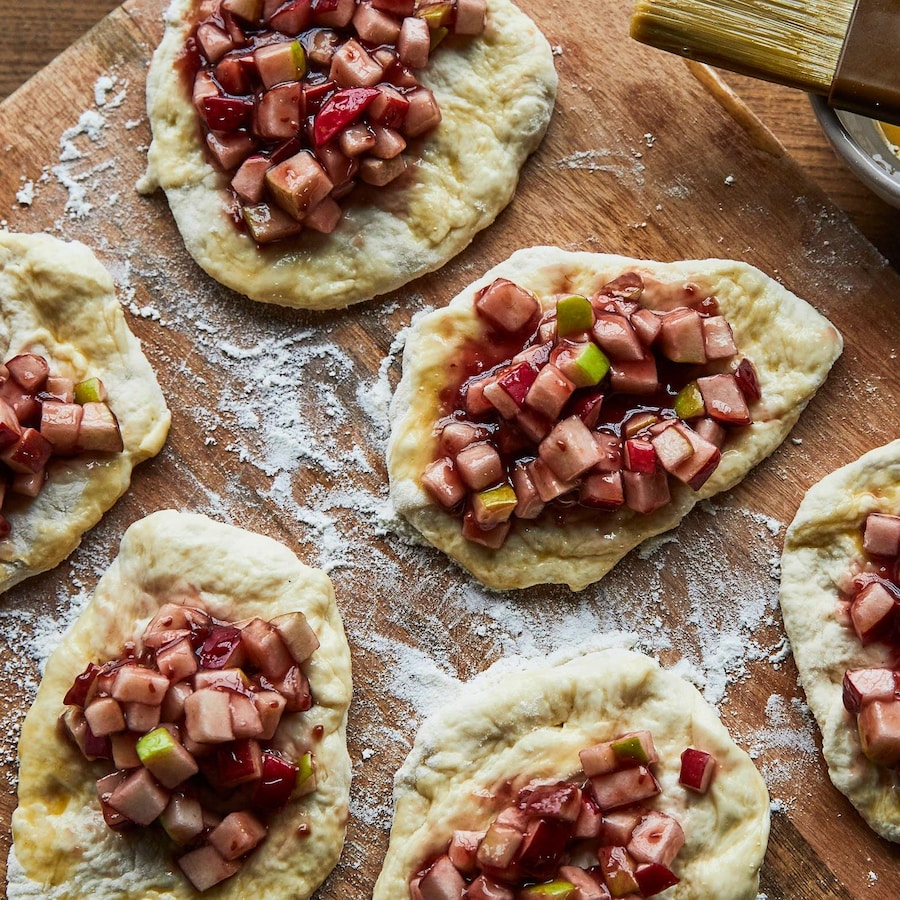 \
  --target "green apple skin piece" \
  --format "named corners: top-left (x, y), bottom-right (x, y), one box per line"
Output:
top-left (297, 750), bottom-right (314, 786)
top-left (74, 377), bottom-right (106, 404)
top-left (520, 881), bottom-right (576, 899)
top-left (136, 726), bottom-right (179, 766)
top-left (611, 734), bottom-right (650, 765)
top-left (673, 381), bottom-right (705, 420)
top-left (565, 342), bottom-right (610, 387)
top-left (556, 295), bottom-right (594, 337)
